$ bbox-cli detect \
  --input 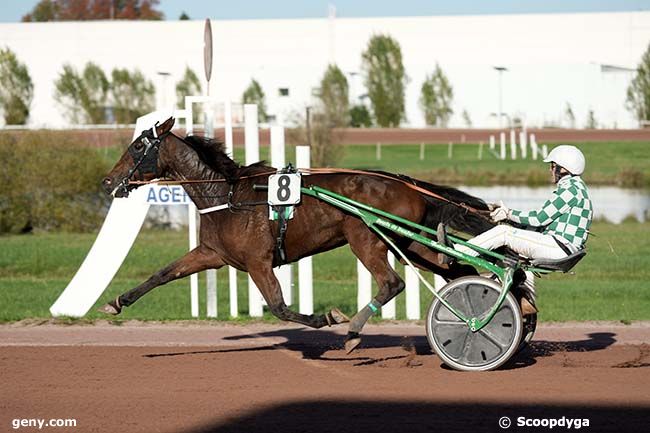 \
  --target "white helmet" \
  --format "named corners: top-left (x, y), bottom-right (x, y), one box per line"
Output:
top-left (544, 145), bottom-right (585, 175)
